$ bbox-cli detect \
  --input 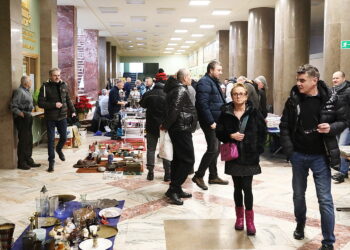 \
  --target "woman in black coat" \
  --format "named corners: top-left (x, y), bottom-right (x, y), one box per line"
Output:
top-left (216, 82), bottom-right (266, 236)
